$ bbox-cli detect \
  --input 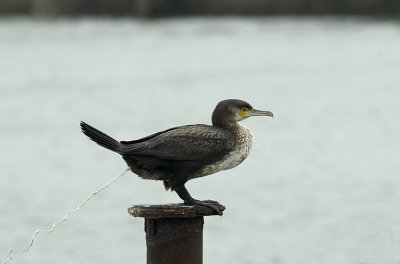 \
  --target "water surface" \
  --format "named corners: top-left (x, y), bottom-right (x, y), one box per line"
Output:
top-left (1, 17), bottom-right (400, 264)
